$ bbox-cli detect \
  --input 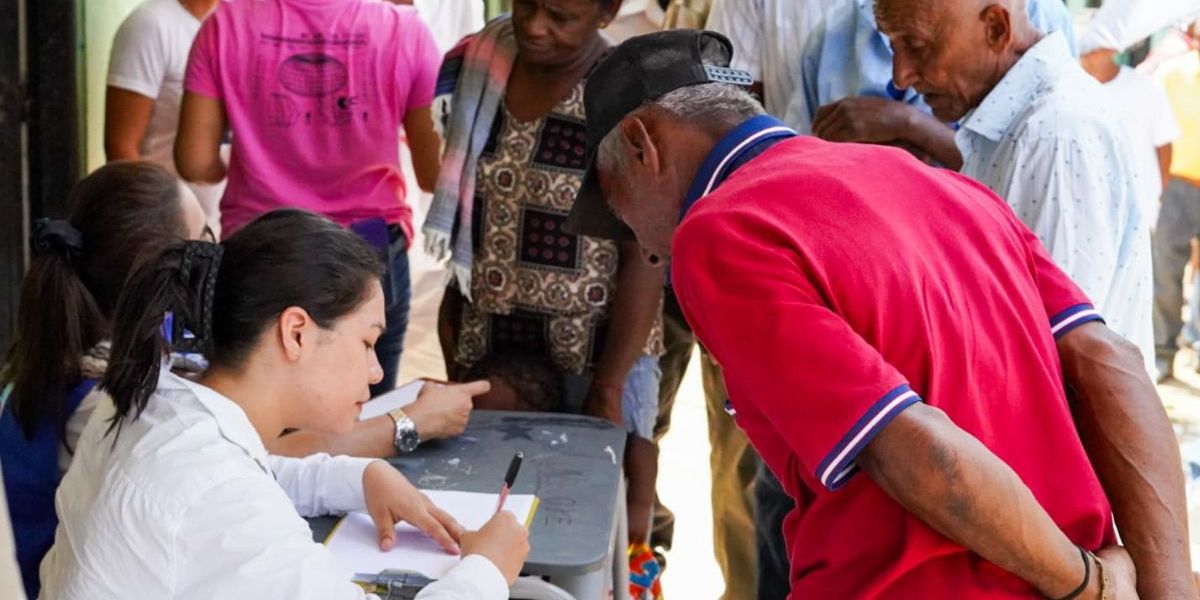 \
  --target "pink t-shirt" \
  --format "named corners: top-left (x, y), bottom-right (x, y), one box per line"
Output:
top-left (185, 0), bottom-right (440, 240)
